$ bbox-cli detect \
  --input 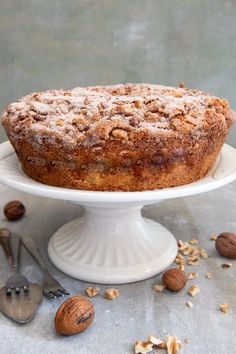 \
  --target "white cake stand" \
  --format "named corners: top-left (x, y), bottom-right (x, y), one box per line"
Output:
top-left (1, 141), bottom-right (236, 284)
